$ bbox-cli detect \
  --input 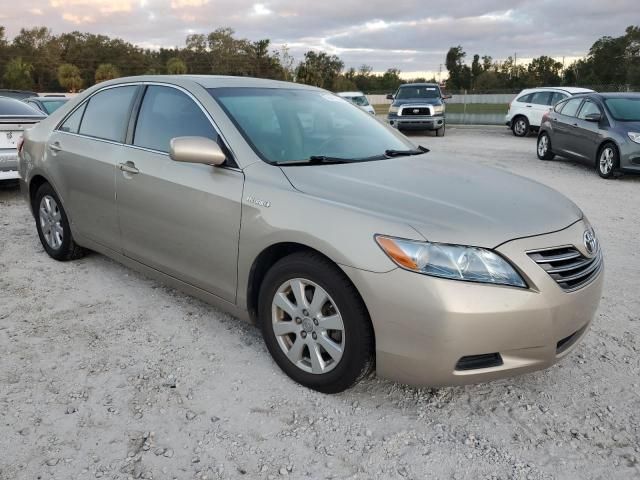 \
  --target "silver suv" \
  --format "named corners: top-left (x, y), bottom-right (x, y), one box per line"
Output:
top-left (19, 76), bottom-right (603, 393)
